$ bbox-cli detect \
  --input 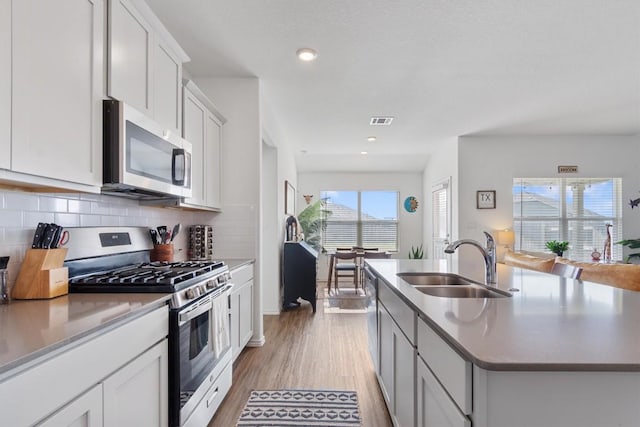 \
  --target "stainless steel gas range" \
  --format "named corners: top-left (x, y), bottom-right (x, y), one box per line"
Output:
top-left (65, 227), bottom-right (233, 427)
